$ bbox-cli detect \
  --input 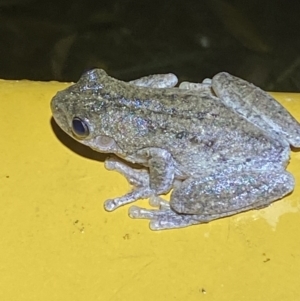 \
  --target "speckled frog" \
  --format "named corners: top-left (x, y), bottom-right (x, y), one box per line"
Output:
top-left (51, 69), bottom-right (300, 230)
